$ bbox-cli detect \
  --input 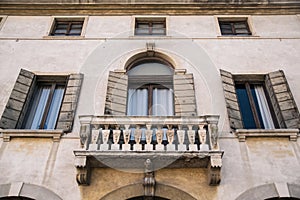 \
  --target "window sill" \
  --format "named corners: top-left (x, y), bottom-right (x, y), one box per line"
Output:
top-left (1, 129), bottom-right (64, 142)
top-left (43, 36), bottom-right (85, 40)
top-left (236, 129), bottom-right (299, 142)
top-left (217, 35), bottom-right (259, 39)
